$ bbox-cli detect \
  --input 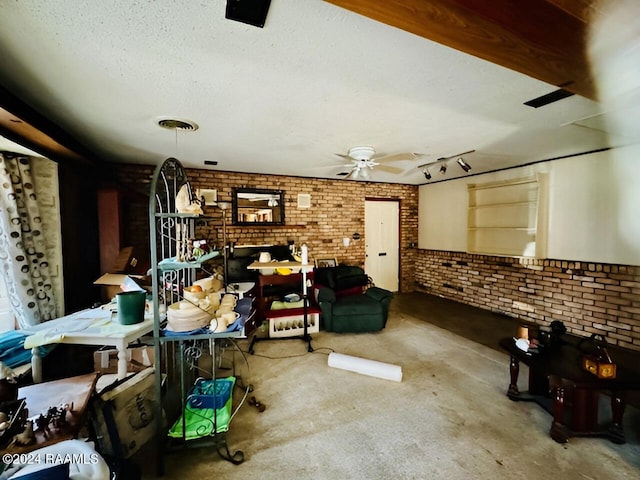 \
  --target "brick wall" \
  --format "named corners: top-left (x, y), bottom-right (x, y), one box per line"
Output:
top-left (415, 249), bottom-right (640, 351)
top-left (103, 163), bottom-right (419, 292)
top-left (103, 163), bottom-right (640, 350)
